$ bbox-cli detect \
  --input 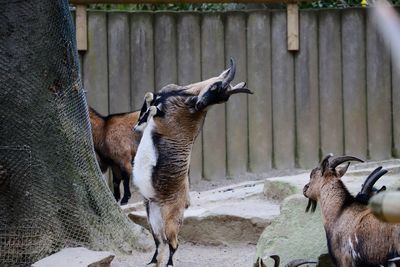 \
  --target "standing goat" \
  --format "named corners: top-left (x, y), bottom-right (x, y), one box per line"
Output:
top-left (303, 154), bottom-right (400, 267)
top-left (132, 59), bottom-right (252, 267)
top-left (89, 107), bottom-right (142, 205)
